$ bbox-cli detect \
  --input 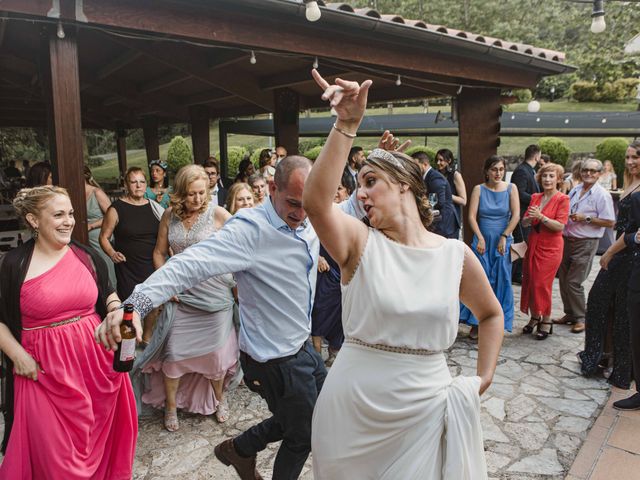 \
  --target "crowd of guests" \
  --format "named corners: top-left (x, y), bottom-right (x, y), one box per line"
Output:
top-left (0, 103), bottom-right (638, 477)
